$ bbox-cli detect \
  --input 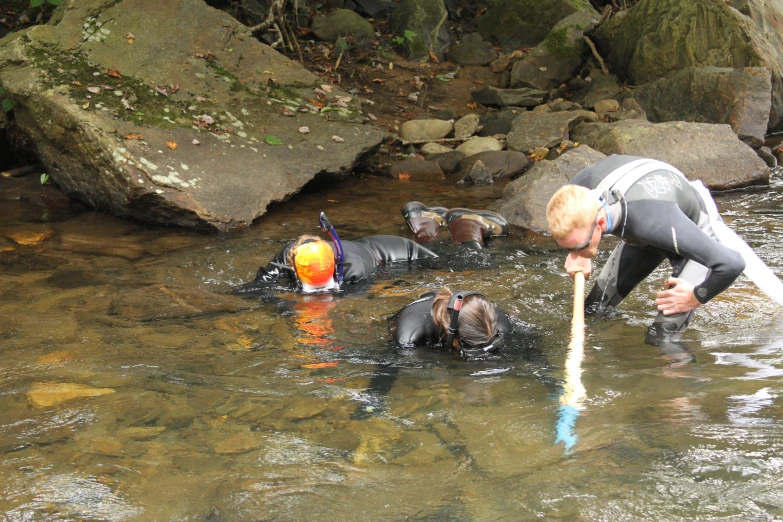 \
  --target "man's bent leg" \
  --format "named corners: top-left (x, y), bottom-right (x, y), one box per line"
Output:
top-left (586, 242), bottom-right (665, 315)
top-left (646, 257), bottom-right (709, 346)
